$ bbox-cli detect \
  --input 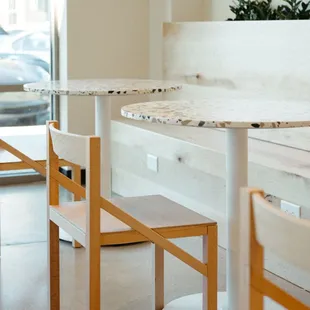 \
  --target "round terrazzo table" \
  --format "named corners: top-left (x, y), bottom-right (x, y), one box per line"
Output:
top-left (24, 79), bottom-right (181, 198)
top-left (121, 98), bottom-right (310, 310)
top-left (24, 79), bottom-right (181, 244)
